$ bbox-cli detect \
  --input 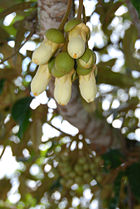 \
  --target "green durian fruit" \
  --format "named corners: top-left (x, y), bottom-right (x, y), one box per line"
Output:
top-left (78, 48), bottom-right (96, 68)
top-left (48, 58), bottom-right (65, 77)
top-left (48, 58), bottom-right (55, 73)
top-left (64, 18), bottom-right (82, 32)
top-left (55, 52), bottom-right (74, 75)
top-left (51, 67), bottom-right (66, 78)
top-left (45, 28), bottom-right (65, 43)
top-left (77, 65), bottom-right (92, 75)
